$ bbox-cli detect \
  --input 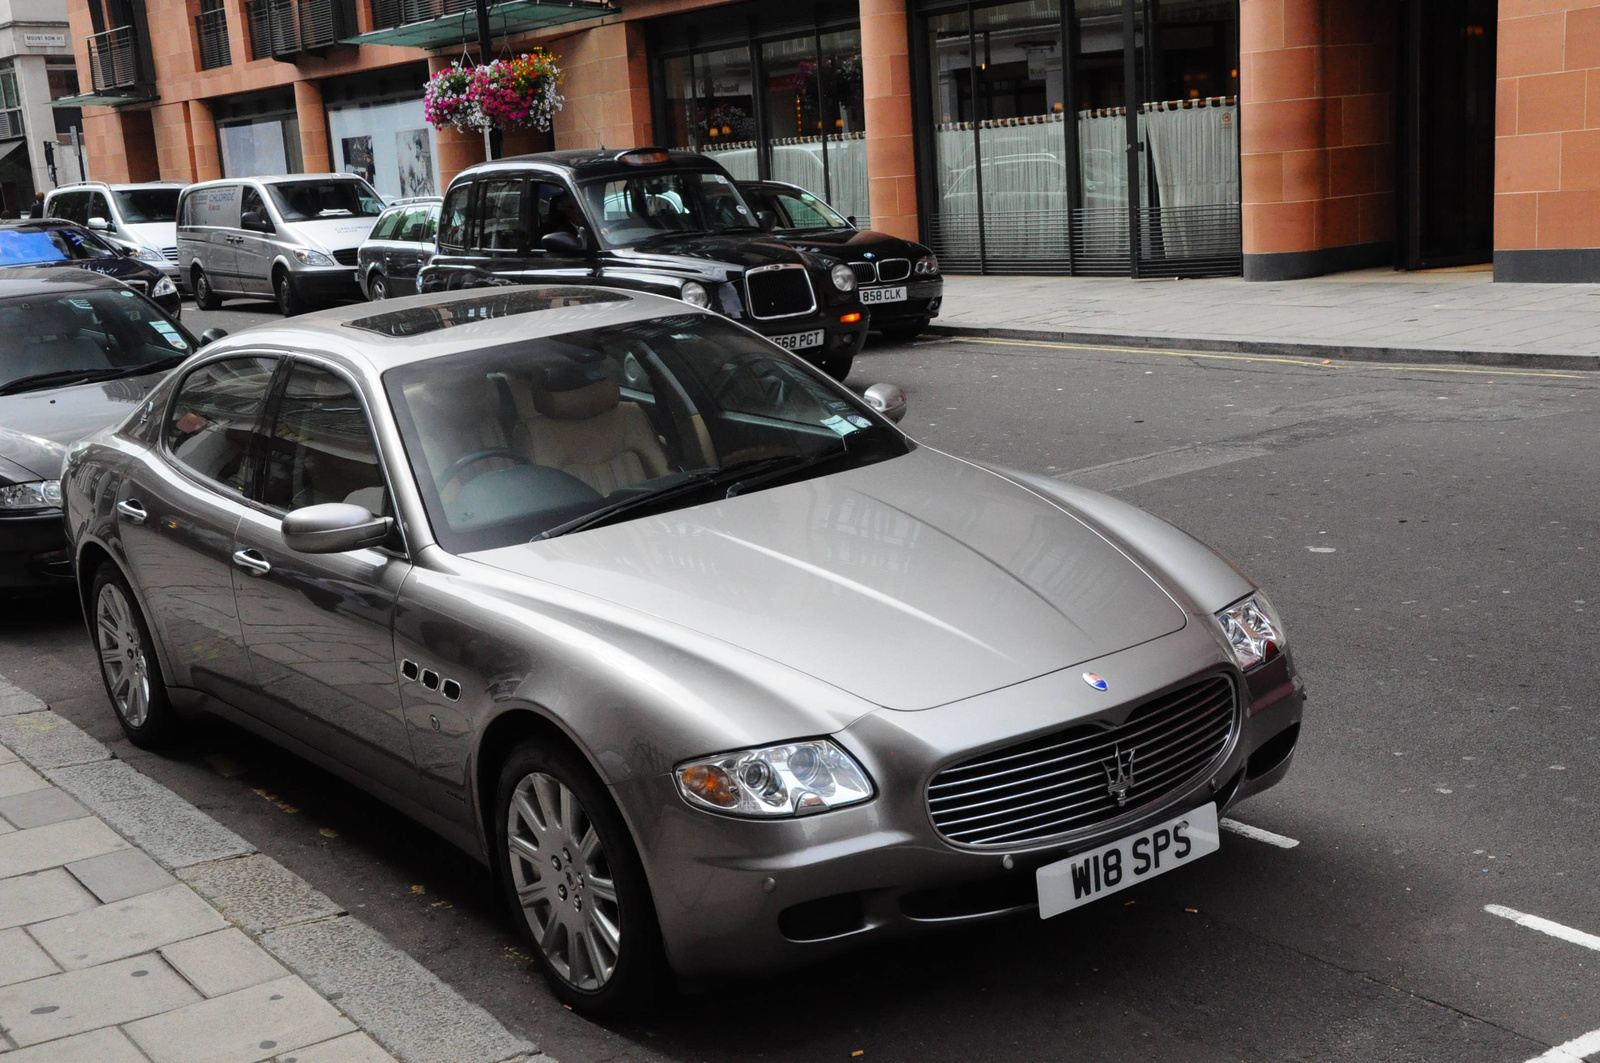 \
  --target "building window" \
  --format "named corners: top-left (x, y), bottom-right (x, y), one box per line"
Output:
top-left (219, 115), bottom-right (303, 177)
top-left (197, 0), bottom-right (233, 70)
top-left (327, 98), bottom-right (439, 201)
top-left (0, 70), bottom-right (23, 142)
